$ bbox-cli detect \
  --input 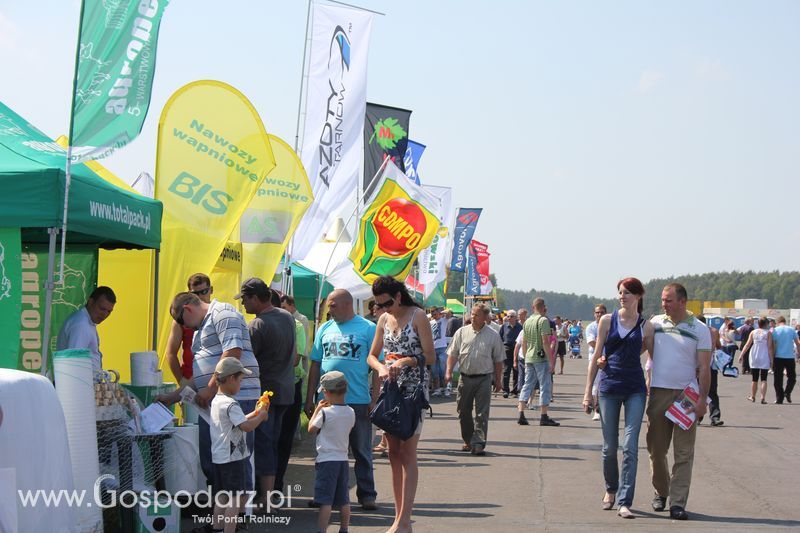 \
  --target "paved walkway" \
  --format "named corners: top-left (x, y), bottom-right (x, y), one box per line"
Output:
top-left (187, 358), bottom-right (800, 532)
